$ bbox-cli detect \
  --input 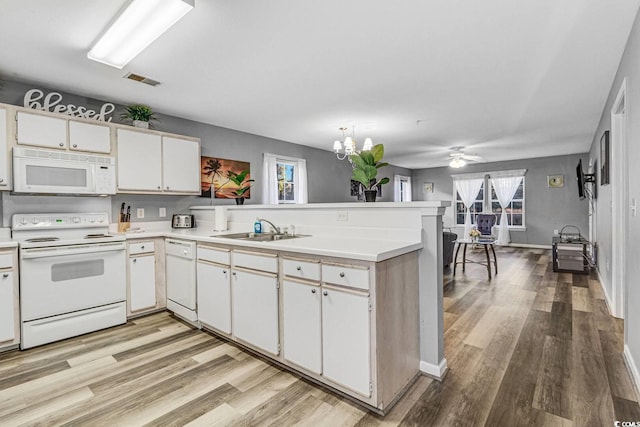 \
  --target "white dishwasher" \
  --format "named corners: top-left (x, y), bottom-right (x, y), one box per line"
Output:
top-left (166, 239), bottom-right (197, 321)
